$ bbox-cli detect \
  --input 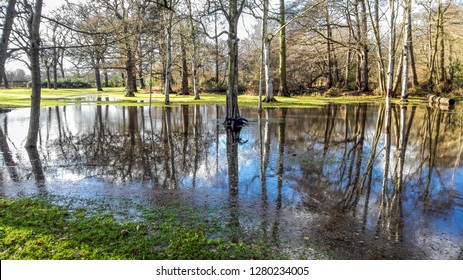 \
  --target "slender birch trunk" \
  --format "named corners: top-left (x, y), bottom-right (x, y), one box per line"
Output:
top-left (187, 0), bottom-right (200, 99)
top-left (386, 0), bottom-right (396, 108)
top-left (26, 0), bottom-right (43, 148)
top-left (278, 0), bottom-right (290, 96)
top-left (263, 0), bottom-right (274, 102)
top-left (401, 0), bottom-right (411, 101)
